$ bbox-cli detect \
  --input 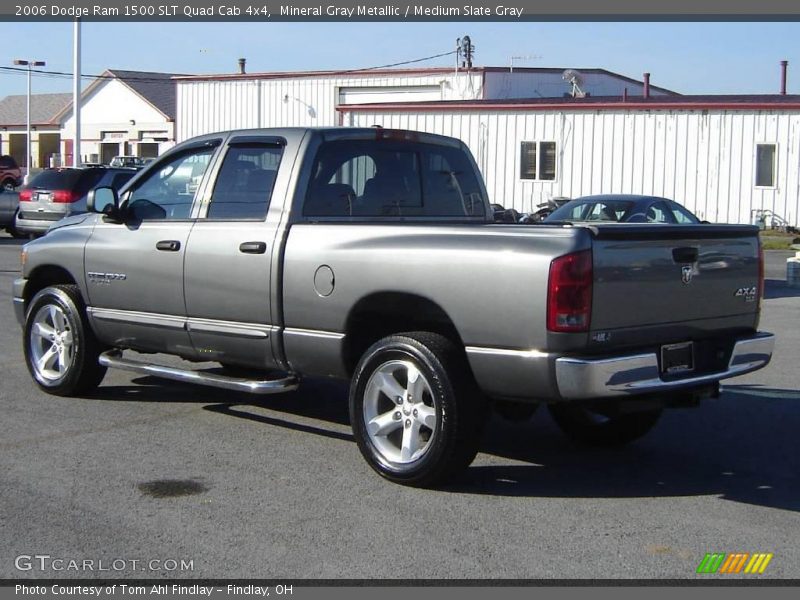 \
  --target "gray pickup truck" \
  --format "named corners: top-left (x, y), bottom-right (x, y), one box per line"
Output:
top-left (13, 127), bottom-right (774, 486)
